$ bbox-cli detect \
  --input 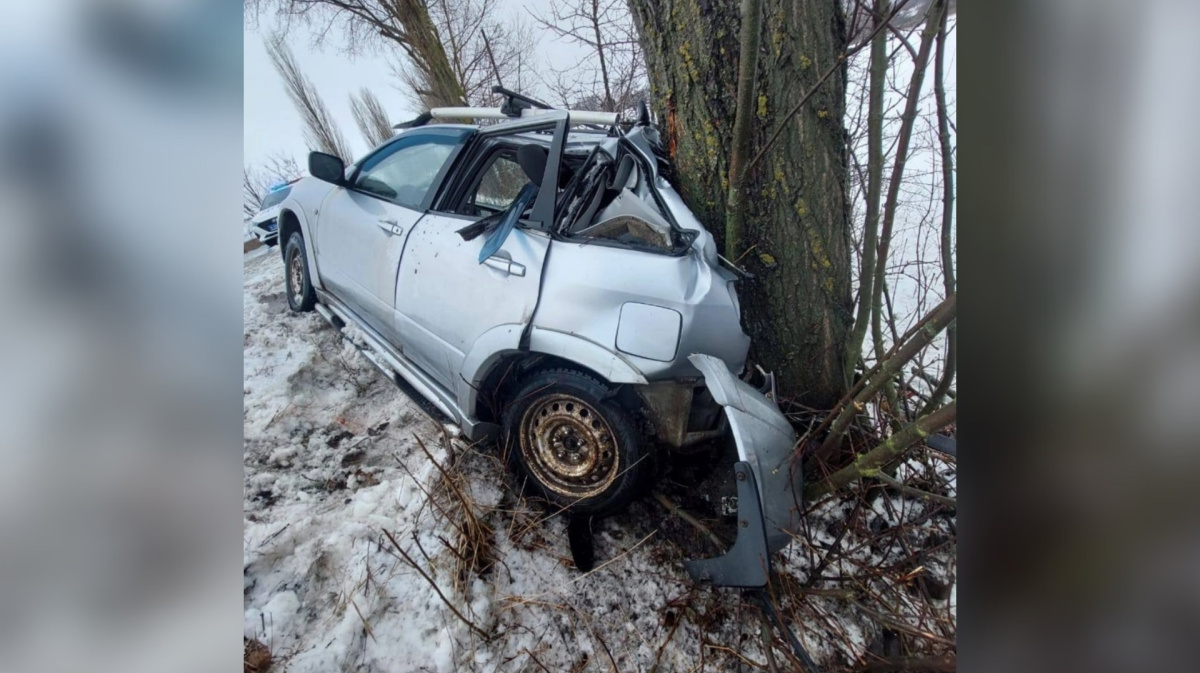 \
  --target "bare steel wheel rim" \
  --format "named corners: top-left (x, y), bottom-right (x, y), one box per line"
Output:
top-left (288, 250), bottom-right (304, 299)
top-left (519, 393), bottom-right (619, 499)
